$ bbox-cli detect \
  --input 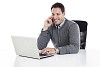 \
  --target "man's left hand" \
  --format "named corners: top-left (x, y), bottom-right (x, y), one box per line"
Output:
top-left (41, 48), bottom-right (56, 55)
